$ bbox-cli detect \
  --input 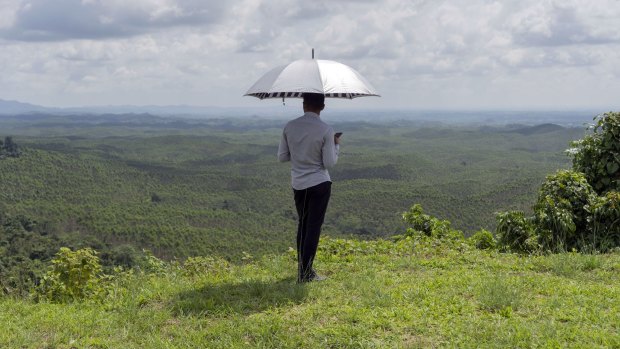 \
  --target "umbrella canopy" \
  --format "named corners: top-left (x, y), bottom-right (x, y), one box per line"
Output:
top-left (244, 59), bottom-right (380, 100)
